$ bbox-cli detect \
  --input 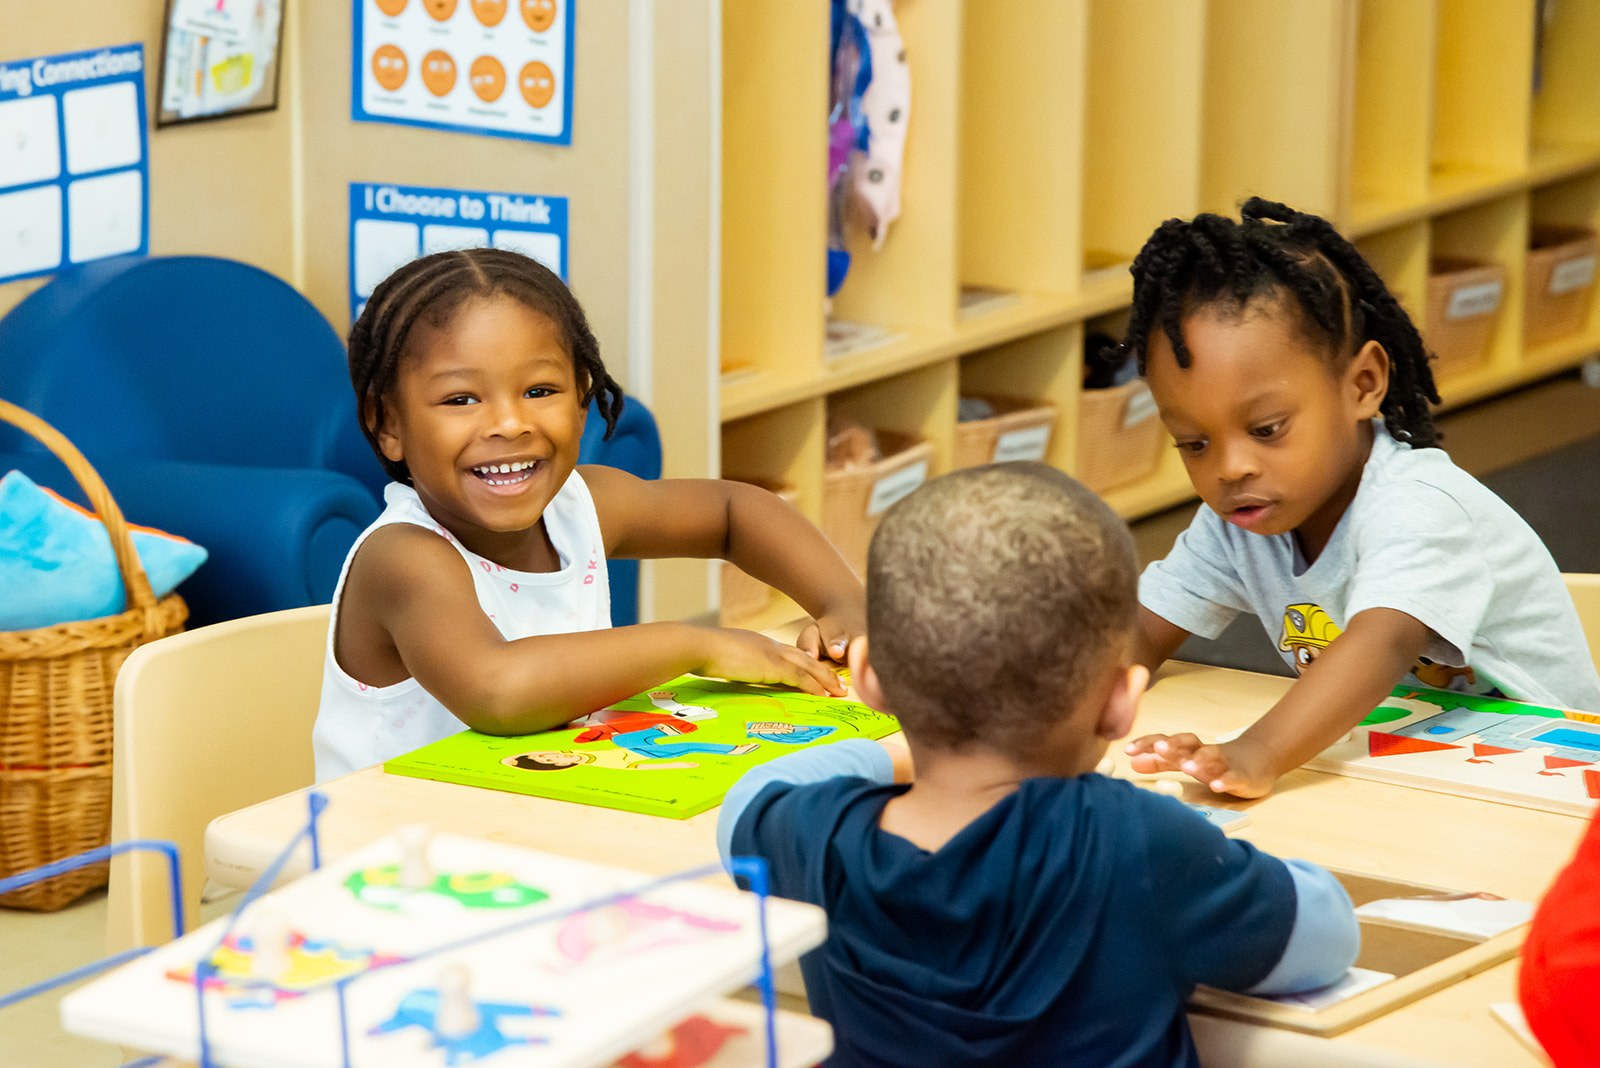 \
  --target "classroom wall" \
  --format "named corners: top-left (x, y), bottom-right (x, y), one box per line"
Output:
top-left (1, 0), bottom-right (721, 622)
top-left (0, 0), bottom-right (297, 319)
